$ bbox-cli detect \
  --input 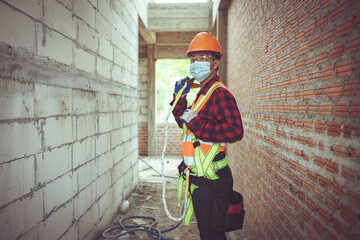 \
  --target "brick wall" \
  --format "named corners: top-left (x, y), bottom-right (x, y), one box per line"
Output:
top-left (227, 0), bottom-right (360, 239)
top-left (138, 58), bottom-right (148, 156)
top-left (0, 0), bottom-right (142, 239)
top-left (156, 123), bottom-right (183, 156)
